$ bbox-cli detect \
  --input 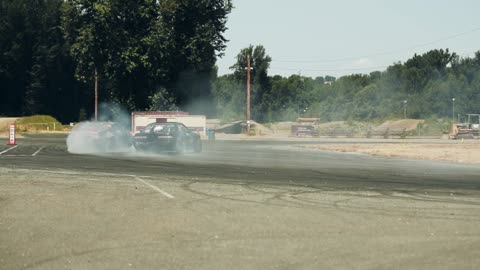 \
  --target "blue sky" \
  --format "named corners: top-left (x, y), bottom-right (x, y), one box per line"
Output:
top-left (216, 0), bottom-right (480, 78)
